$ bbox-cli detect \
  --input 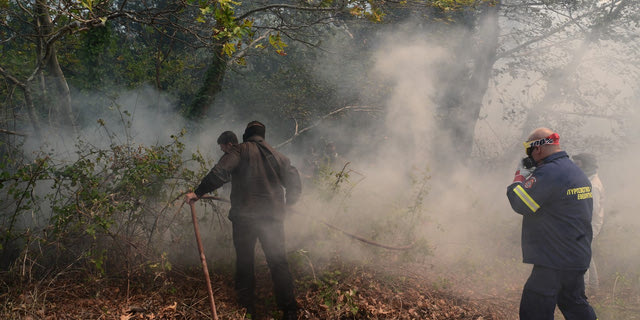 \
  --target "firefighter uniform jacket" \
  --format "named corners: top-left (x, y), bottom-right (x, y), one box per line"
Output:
top-left (507, 151), bottom-right (593, 270)
top-left (194, 135), bottom-right (302, 221)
